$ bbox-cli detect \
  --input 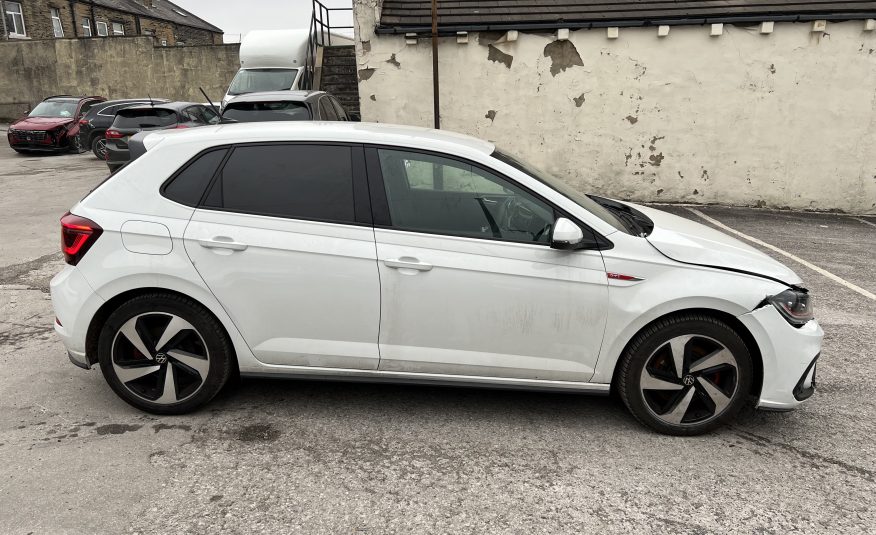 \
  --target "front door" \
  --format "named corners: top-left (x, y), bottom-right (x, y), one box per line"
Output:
top-left (183, 143), bottom-right (380, 370)
top-left (369, 148), bottom-right (608, 381)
